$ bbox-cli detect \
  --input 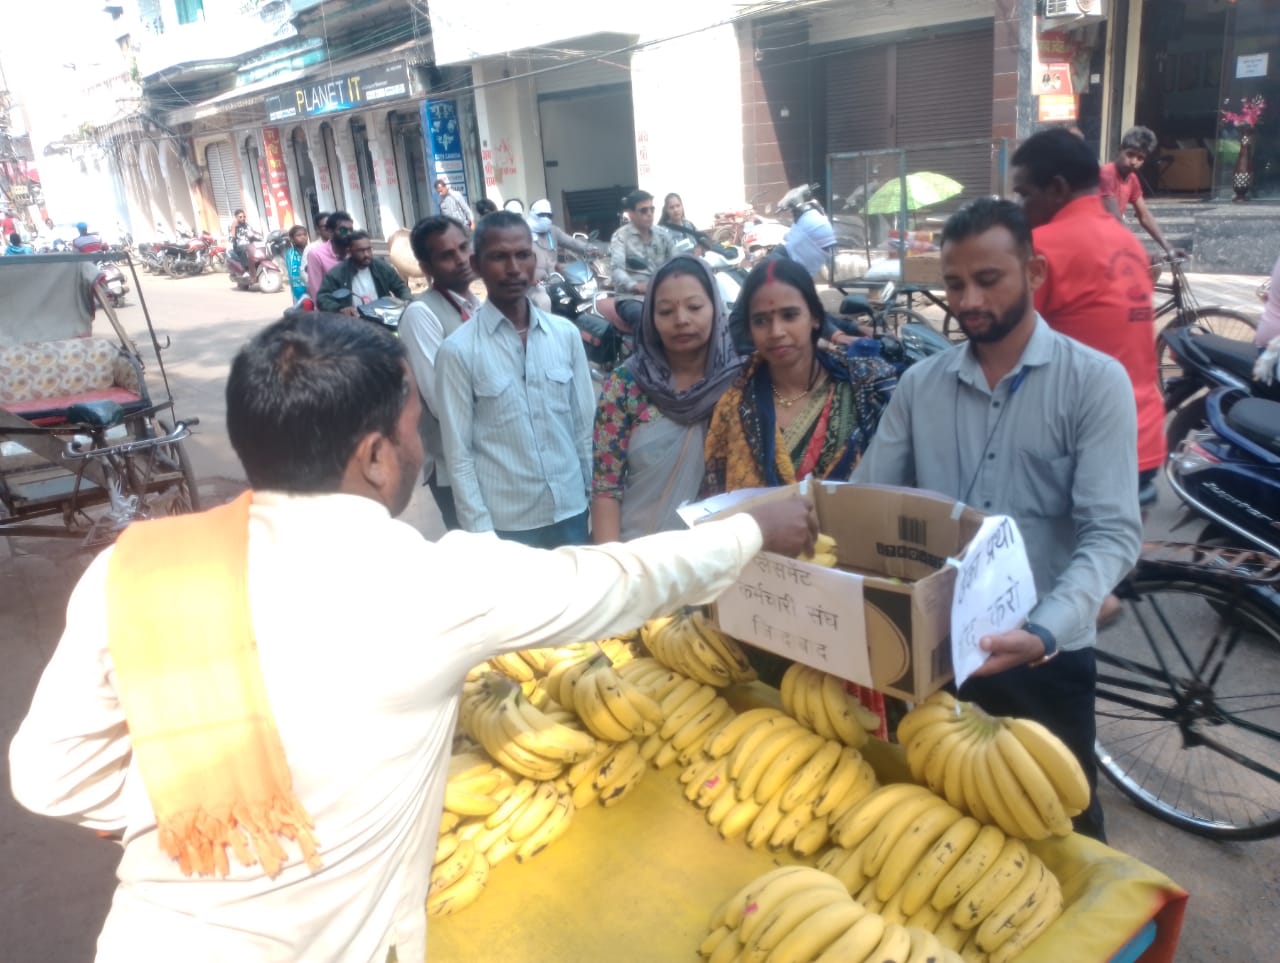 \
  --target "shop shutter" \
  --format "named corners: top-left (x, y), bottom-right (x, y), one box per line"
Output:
top-left (825, 47), bottom-right (891, 154)
top-left (535, 55), bottom-right (631, 96)
top-left (893, 29), bottom-right (996, 201)
top-left (205, 141), bottom-right (240, 222)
